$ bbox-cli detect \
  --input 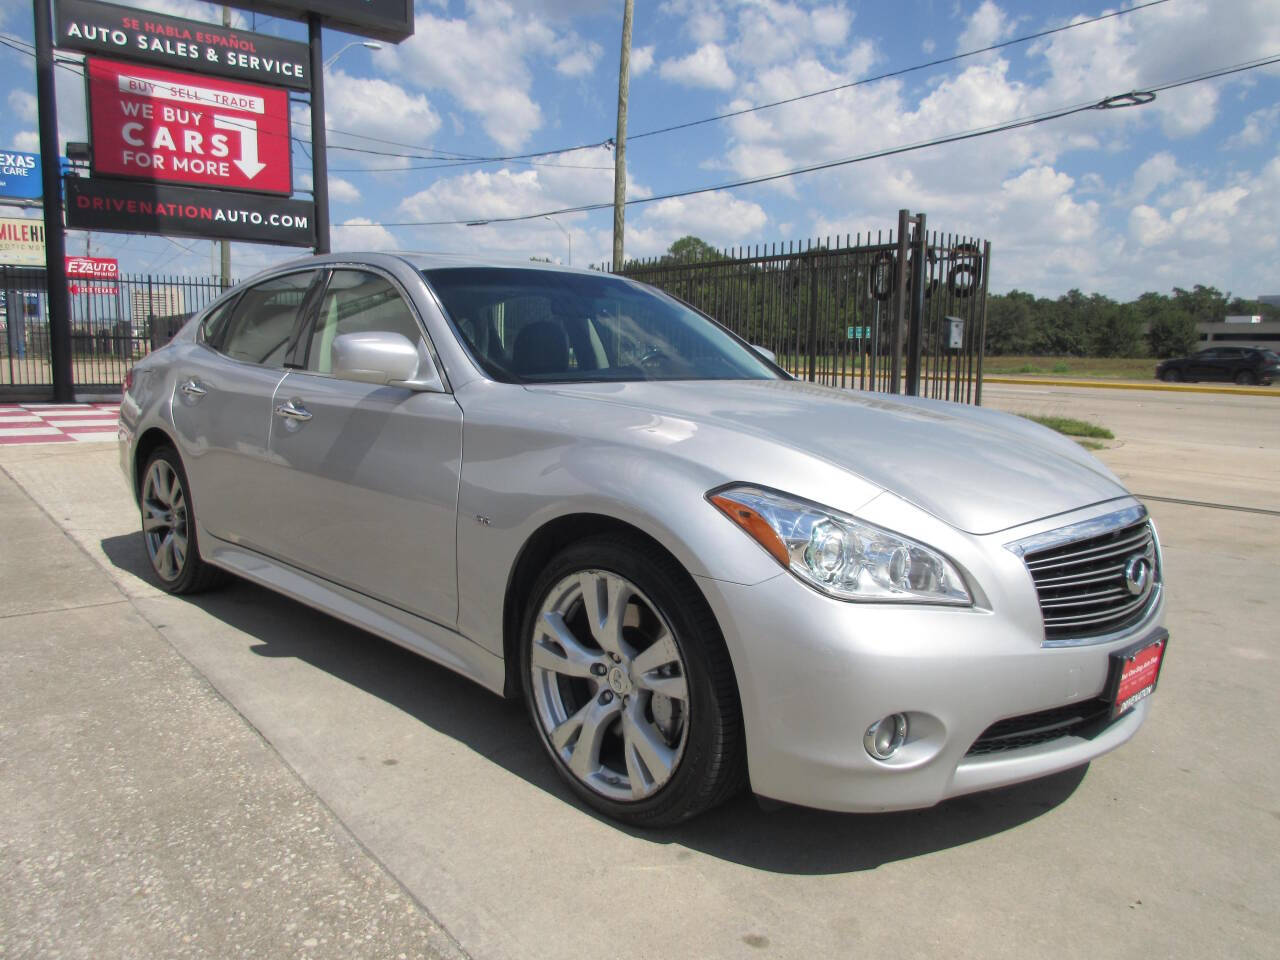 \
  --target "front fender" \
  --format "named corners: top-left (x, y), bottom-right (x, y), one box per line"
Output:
top-left (454, 433), bottom-right (786, 658)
